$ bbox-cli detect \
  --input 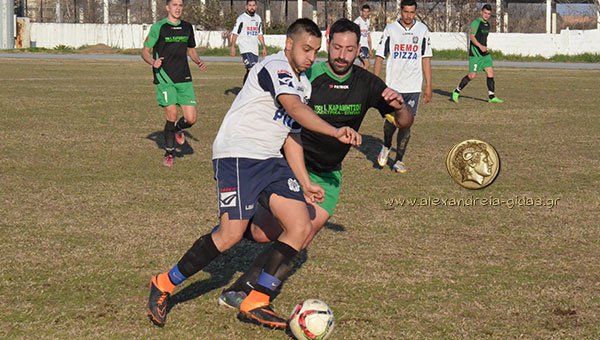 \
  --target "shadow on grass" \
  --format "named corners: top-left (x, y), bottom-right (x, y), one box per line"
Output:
top-left (433, 88), bottom-right (487, 103)
top-left (145, 130), bottom-right (198, 158)
top-left (167, 239), bottom-right (308, 313)
top-left (353, 134), bottom-right (396, 170)
top-left (224, 87), bottom-right (242, 96)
